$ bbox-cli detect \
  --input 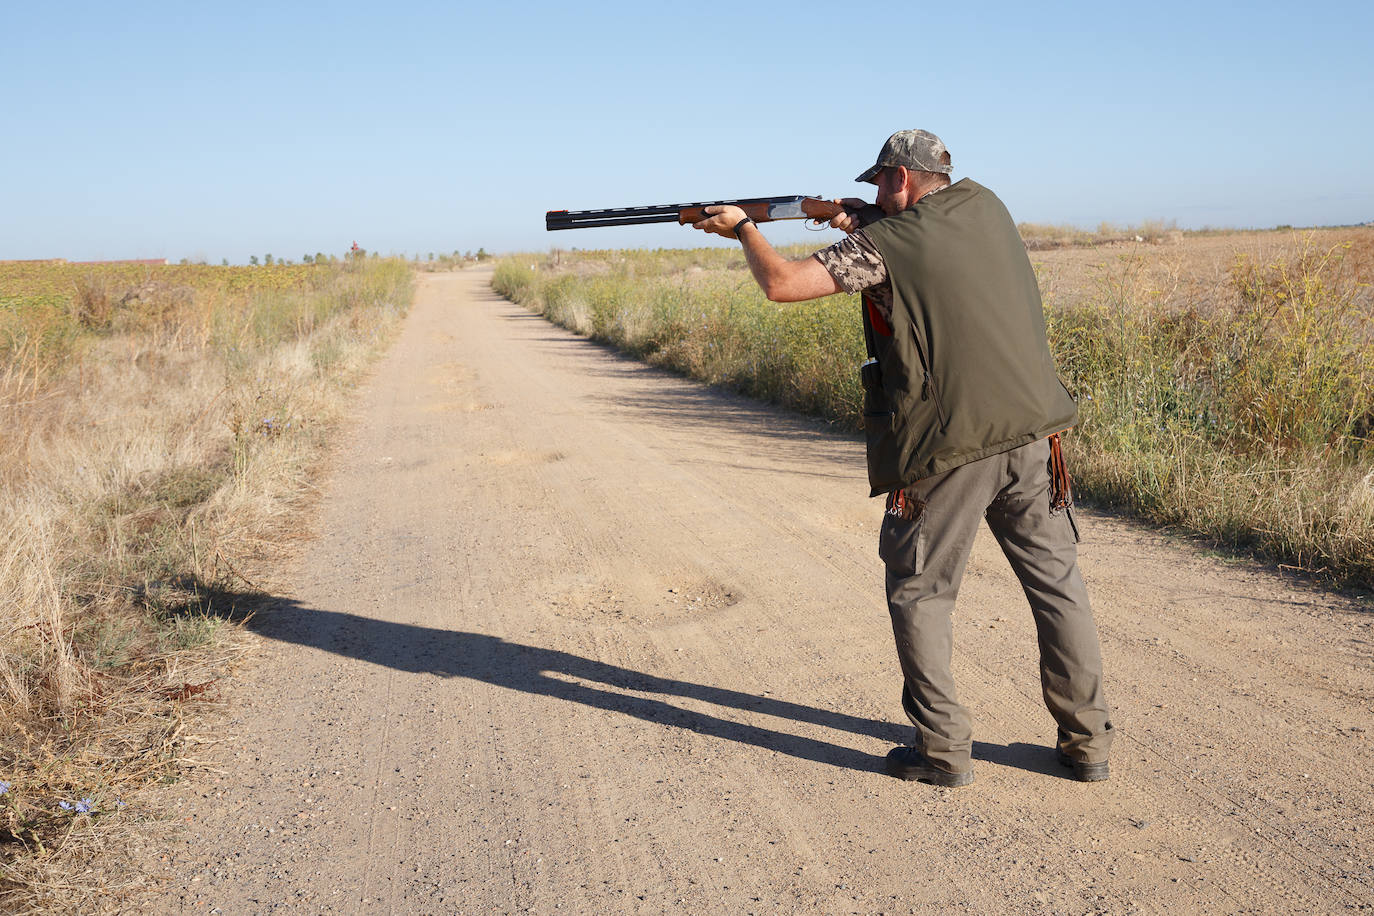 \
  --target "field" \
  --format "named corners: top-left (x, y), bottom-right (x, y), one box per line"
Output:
top-left (0, 257), bottom-right (414, 909)
top-left (3, 227), bottom-right (1370, 910)
top-left (494, 227), bottom-right (1374, 590)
